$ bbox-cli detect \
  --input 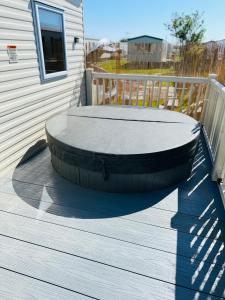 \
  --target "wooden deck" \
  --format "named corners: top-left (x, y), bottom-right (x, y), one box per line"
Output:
top-left (0, 135), bottom-right (224, 300)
